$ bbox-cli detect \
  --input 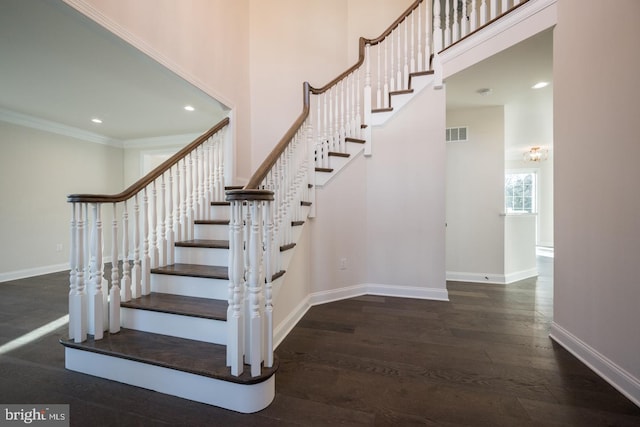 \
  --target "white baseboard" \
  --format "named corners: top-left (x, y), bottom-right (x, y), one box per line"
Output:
top-left (0, 263), bottom-right (69, 283)
top-left (446, 270), bottom-right (537, 285)
top-left (273, 296), bottom-right (310, 349)
top-left (550, 322), bottom-right (640, 408)
top-left (504, 268), bottom-right (538, 284)
top-left (446, 271), bottom-right (507, 284)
